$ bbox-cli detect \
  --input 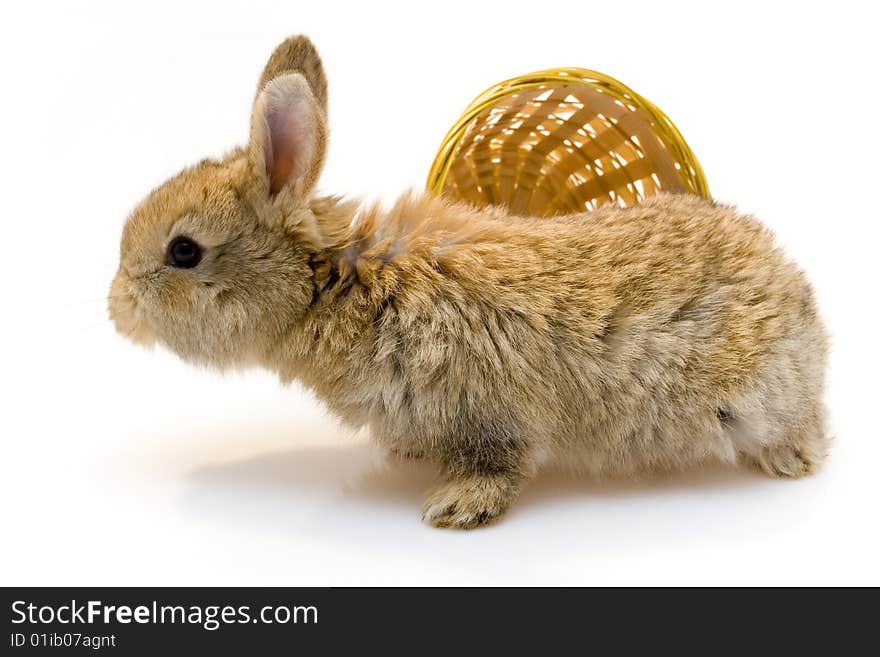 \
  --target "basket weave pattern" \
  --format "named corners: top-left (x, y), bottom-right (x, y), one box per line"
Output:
top-left (427, 69), bottom-right (709, 216)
